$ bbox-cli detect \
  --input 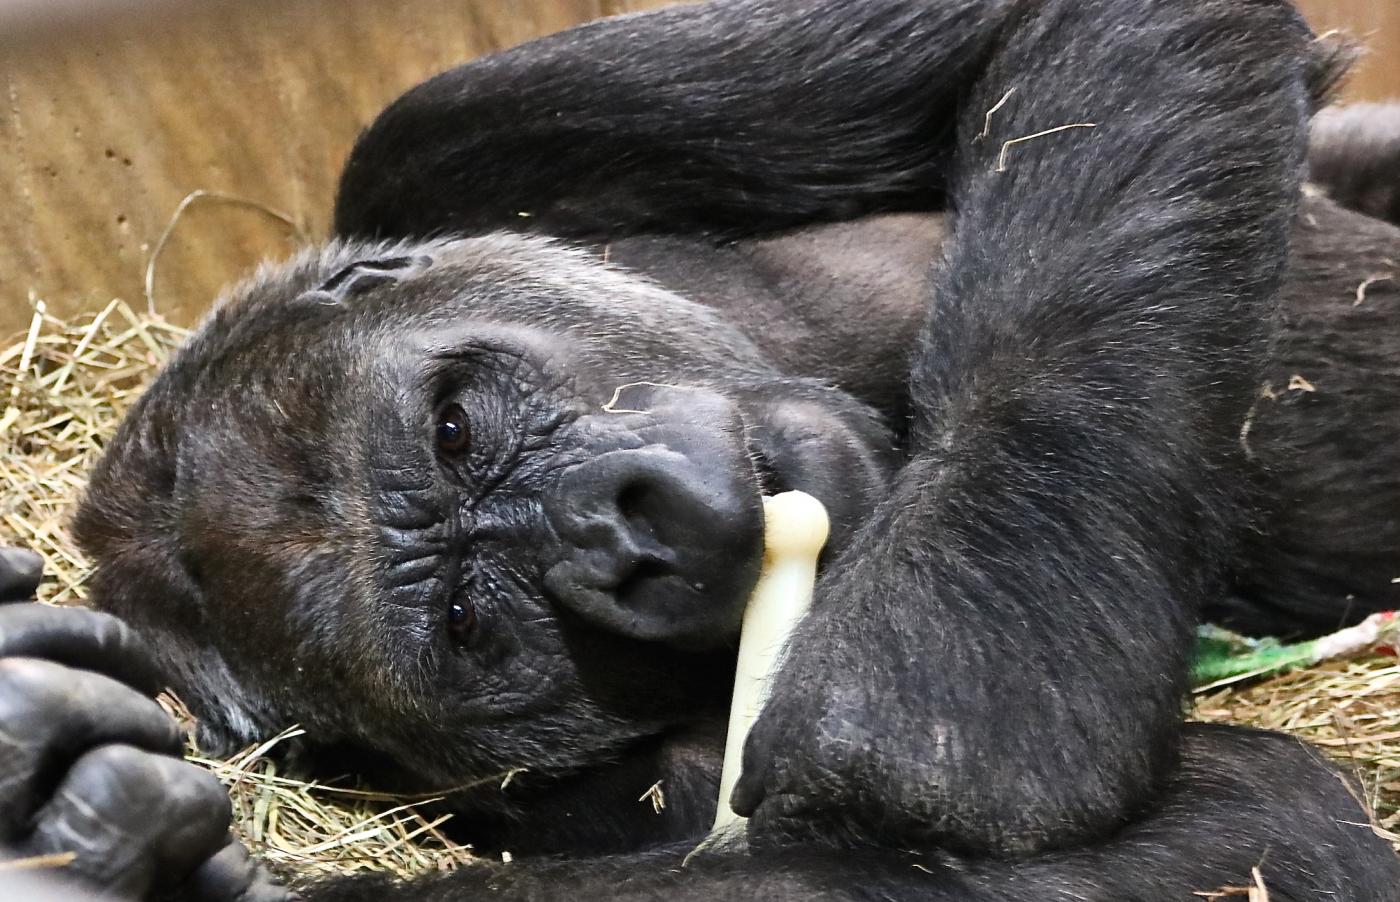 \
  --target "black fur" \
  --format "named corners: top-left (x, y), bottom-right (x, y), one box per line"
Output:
top-left (333, 0), bottom-right (1021, 241)
top-left (8, 0), bottom-right (1397, 899)
top-left (1218, 193), bottom-right (1400, 634)
top-left (737, 0), bottom-right (1318, 854)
